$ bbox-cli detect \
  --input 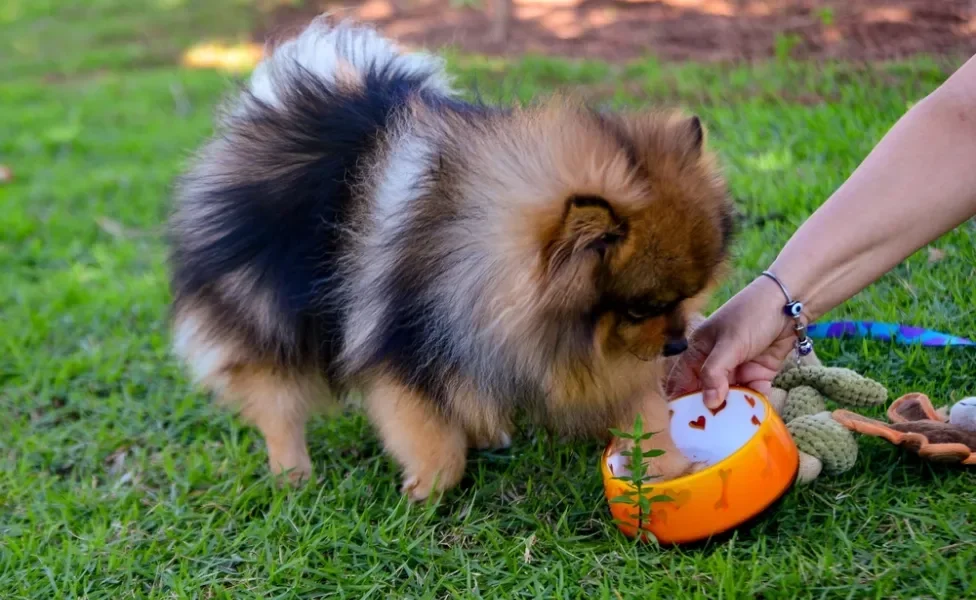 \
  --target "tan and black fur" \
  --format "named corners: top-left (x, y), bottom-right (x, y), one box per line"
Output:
top-left (169, 17), bottom-right (735, 500)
